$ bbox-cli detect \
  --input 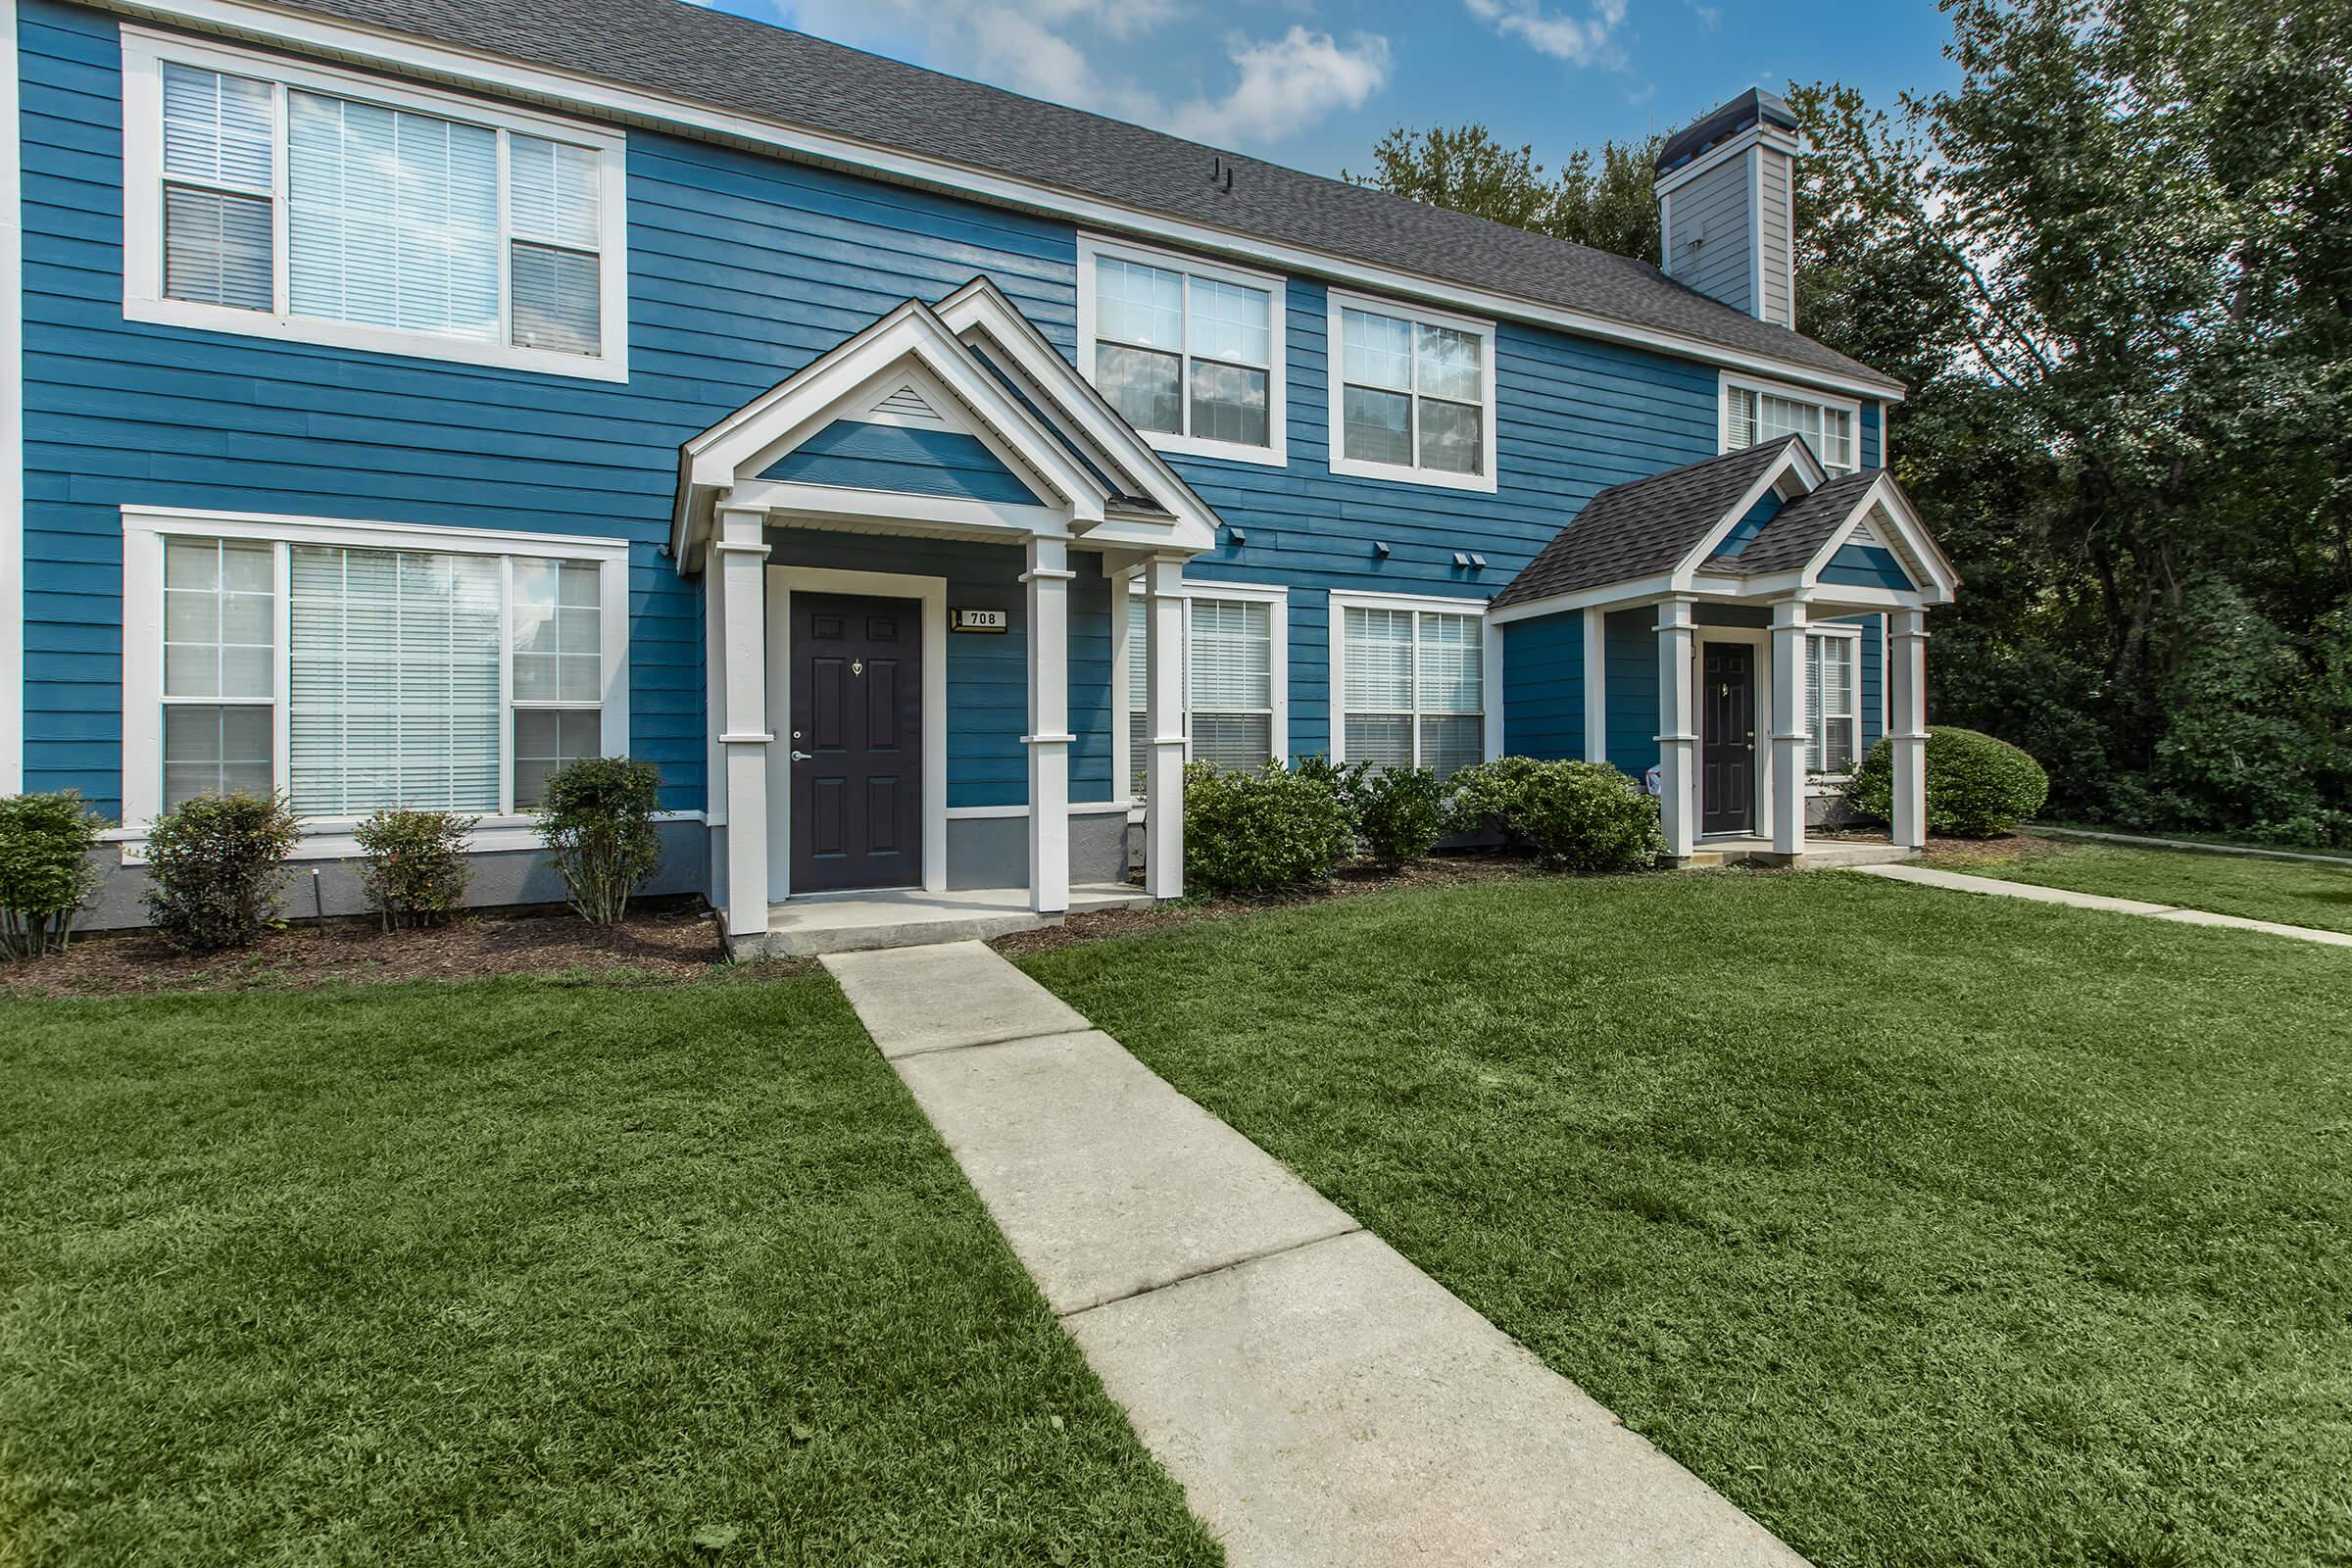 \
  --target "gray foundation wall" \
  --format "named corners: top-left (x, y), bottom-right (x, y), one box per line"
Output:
top-left (77, 819), bottom-right (710, 933)
top-left (946, 809), bottom-right (1131, 890)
